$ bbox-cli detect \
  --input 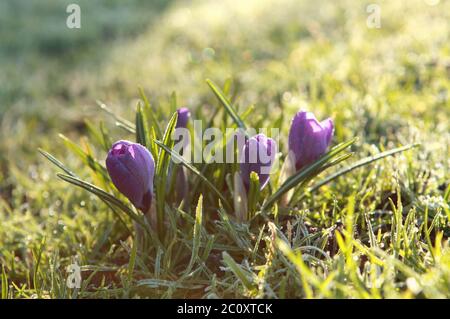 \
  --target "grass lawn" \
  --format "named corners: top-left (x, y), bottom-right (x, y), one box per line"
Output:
top-left (0, 0), bottom-right (449, 298)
